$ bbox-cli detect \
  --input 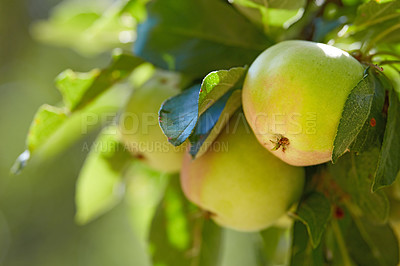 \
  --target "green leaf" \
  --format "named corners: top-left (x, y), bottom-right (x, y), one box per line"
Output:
top-left (149, 177), bottom-right (223, 266)
top-left (75, 126), bottom-right (133, 224)
top-left (159, 67), bottom-right (247, 148)
top-left (56, 51), bottom-right (143, 111)
top-left (134, 0), bottom-right (272, 77)
top-left (198, 67), bottom-right (246, 115)
top-left (26, 104), bottom-right (68, 153)
top-left (12, 76), bottom-right (133, 174)
top-left (350, 71), bottom-right (386, 153)
top-left (332, 69), bottom-right (375, 163)
top-left (346, 218), bottom-right (399, 266)
top-left (373, 87), bottom-right (400, 191)
top-left (329, 150), bottom-right (389, 223)
top-left (290, 192), bottom-right (332, 248)
top-left (290, 221), bottom-right (324, 266)
top-left (11, 104), bottom-right (68, 174)
top-left (189, 90), bottom-right (242, 158)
